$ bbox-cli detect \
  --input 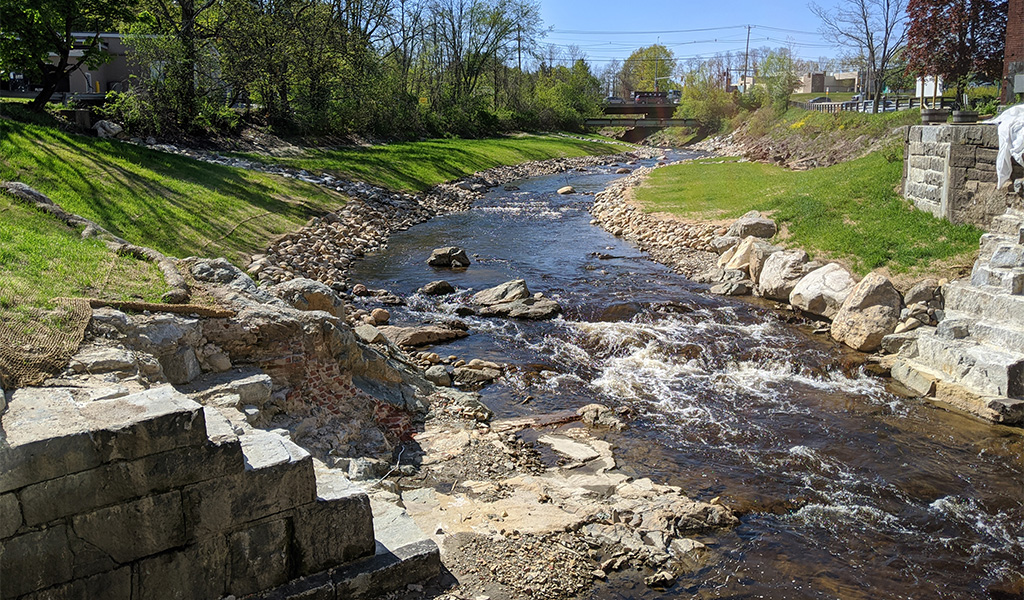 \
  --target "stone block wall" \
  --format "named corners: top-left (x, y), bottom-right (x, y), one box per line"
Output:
top-left (903, 124), bottom-right (1024, 229)
top-left (0, 385), bottom-right (376, 599)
